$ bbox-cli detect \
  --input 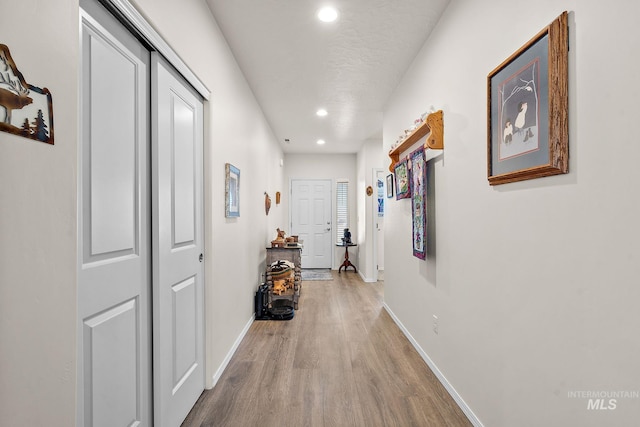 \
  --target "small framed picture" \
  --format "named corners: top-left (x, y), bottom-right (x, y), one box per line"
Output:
top-left (386, 173), bottom-right (394, 198)
top-left (225, 163), bottom-right (240, 217)
top-left (394, 158), bottom-right (410, 200)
